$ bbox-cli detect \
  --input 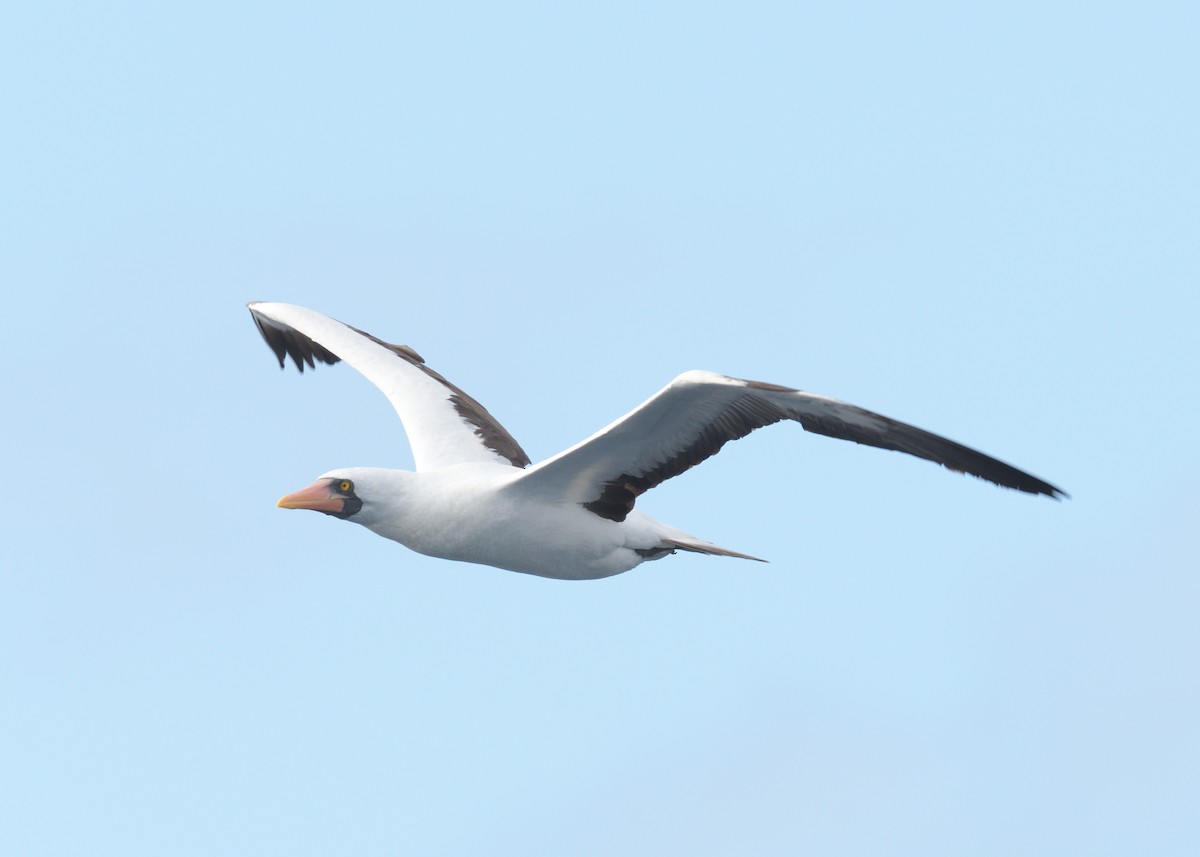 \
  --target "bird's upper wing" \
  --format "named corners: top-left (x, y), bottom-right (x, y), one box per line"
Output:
top-left (509, 370), bottom-right (1064, 520)
top-left (248, 302), bottom-right (530, 471)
